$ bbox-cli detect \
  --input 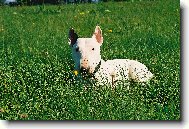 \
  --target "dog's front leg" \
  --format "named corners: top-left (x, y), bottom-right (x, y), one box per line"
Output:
top-left (110, 71), bottom-right (116, 88)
